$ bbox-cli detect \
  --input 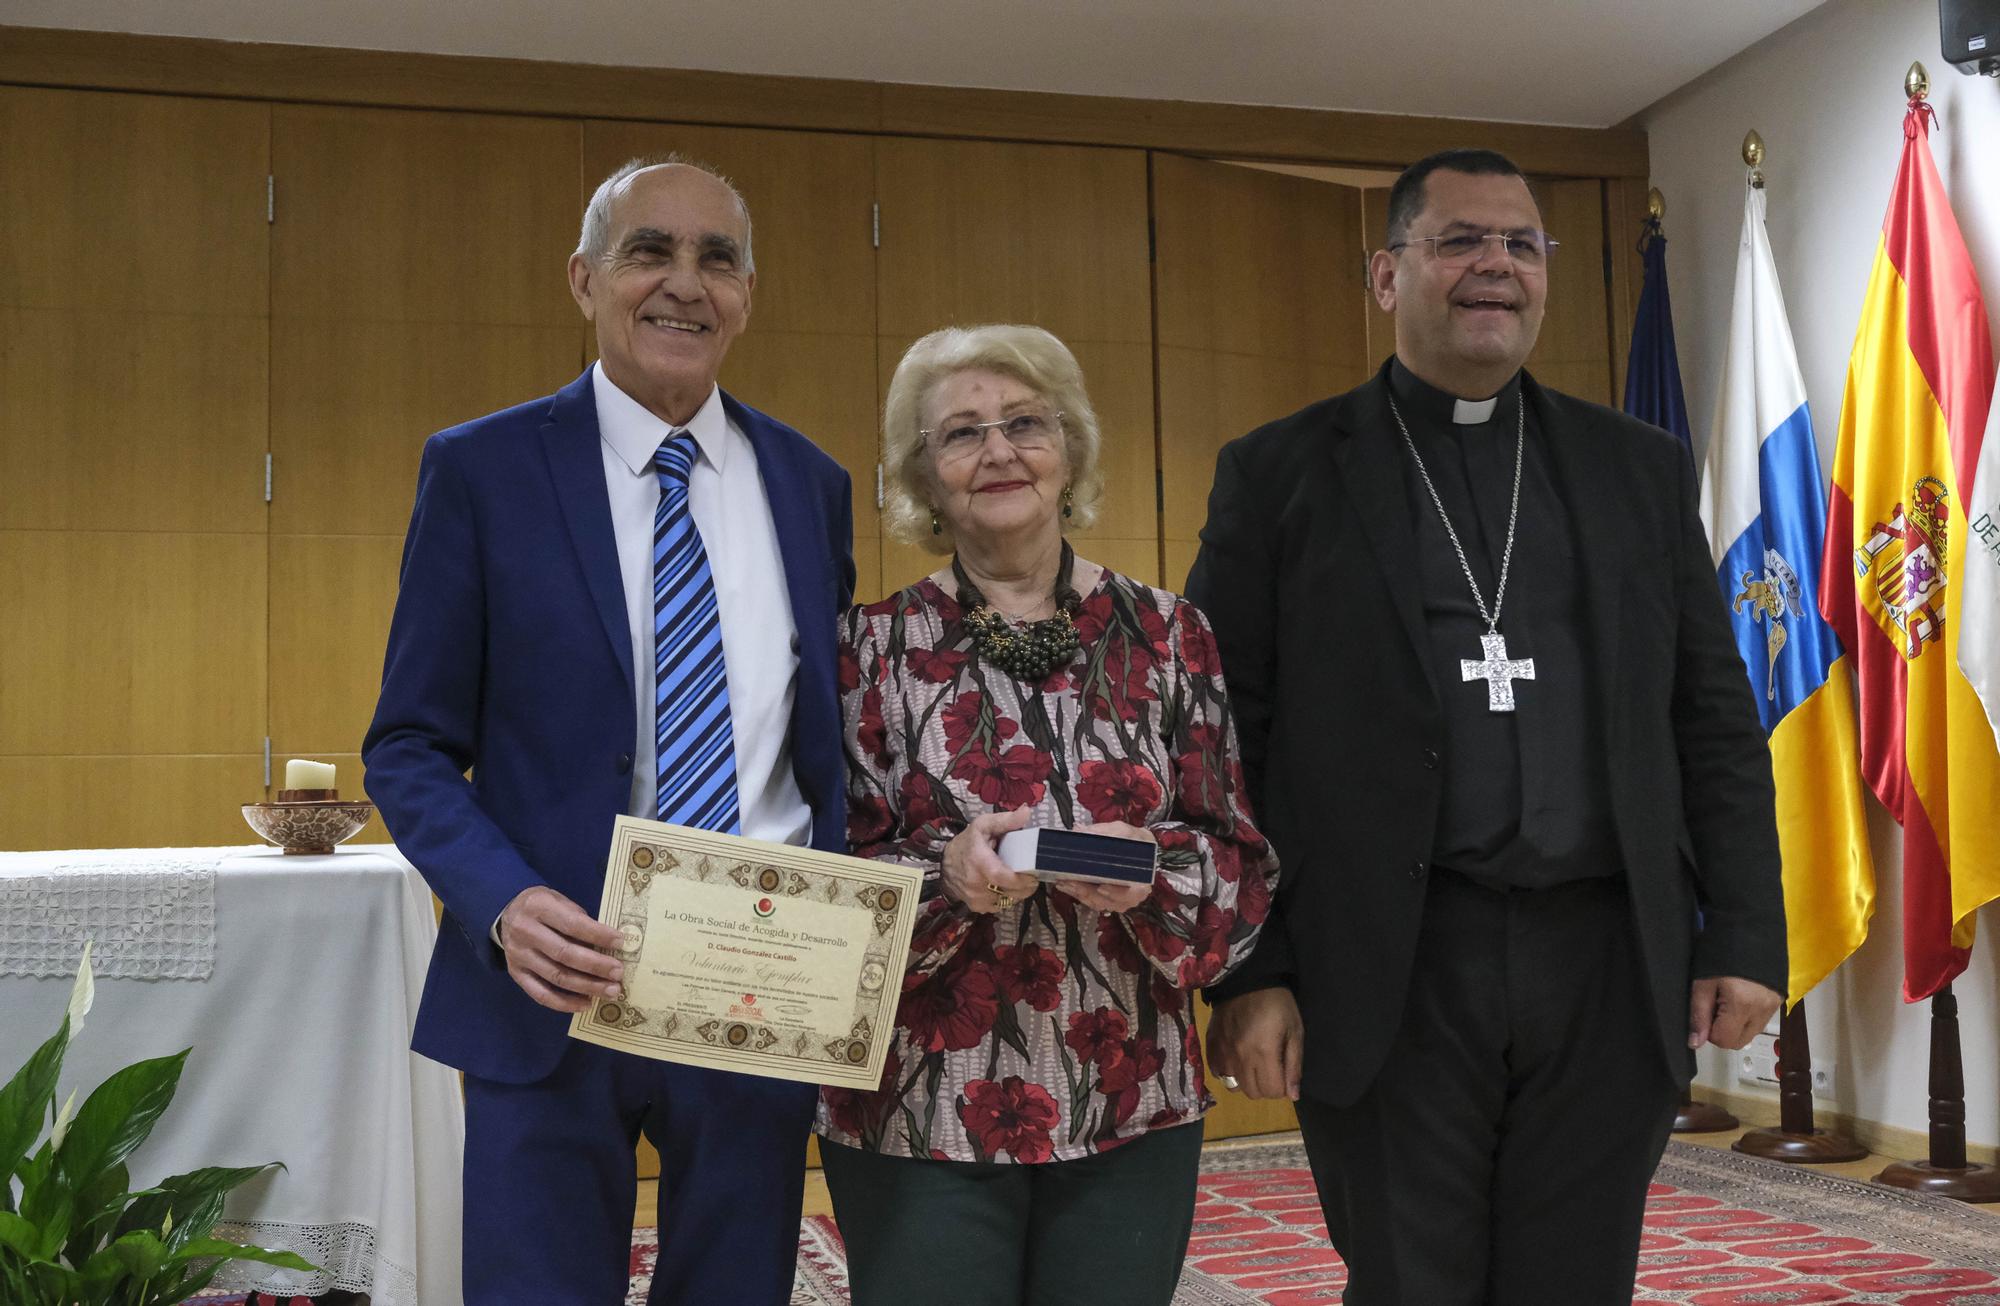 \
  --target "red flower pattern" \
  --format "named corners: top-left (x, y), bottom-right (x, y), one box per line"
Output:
top-left (1064, 1006), bottom-right (1130, 1065)
top-left (1076, 758), bottom-right (1164, 824)
top-left (906, 645), bottom-right (970, 684)
top-left (899, 962), bottom-right (1001, 1053)
top-left (994, 942), bottom-right (1066, 1013)
top-left (959, 1077), bottom-right (1061, 1163)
